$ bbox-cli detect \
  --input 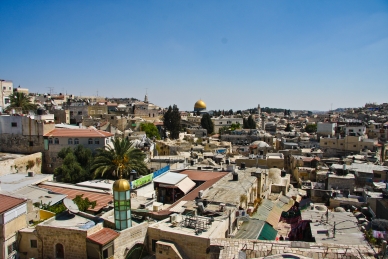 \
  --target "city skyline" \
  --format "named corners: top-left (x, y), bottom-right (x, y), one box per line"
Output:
top-left (1, 0), bottom-right (387, 111)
